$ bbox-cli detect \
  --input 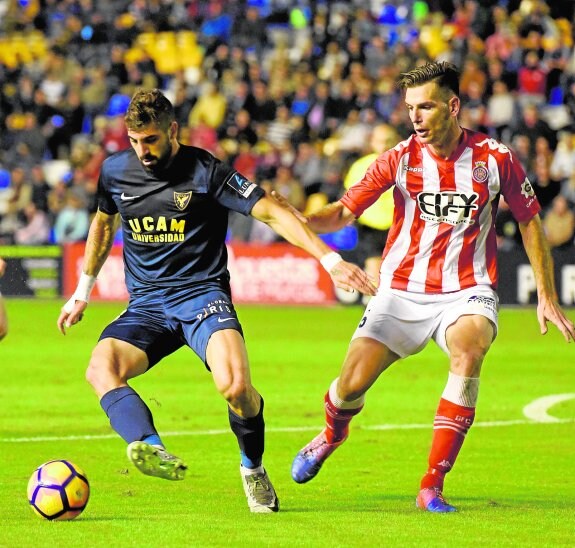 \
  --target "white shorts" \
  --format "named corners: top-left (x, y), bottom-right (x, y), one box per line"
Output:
top-left (351, 286), bottom-right (499, 358)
